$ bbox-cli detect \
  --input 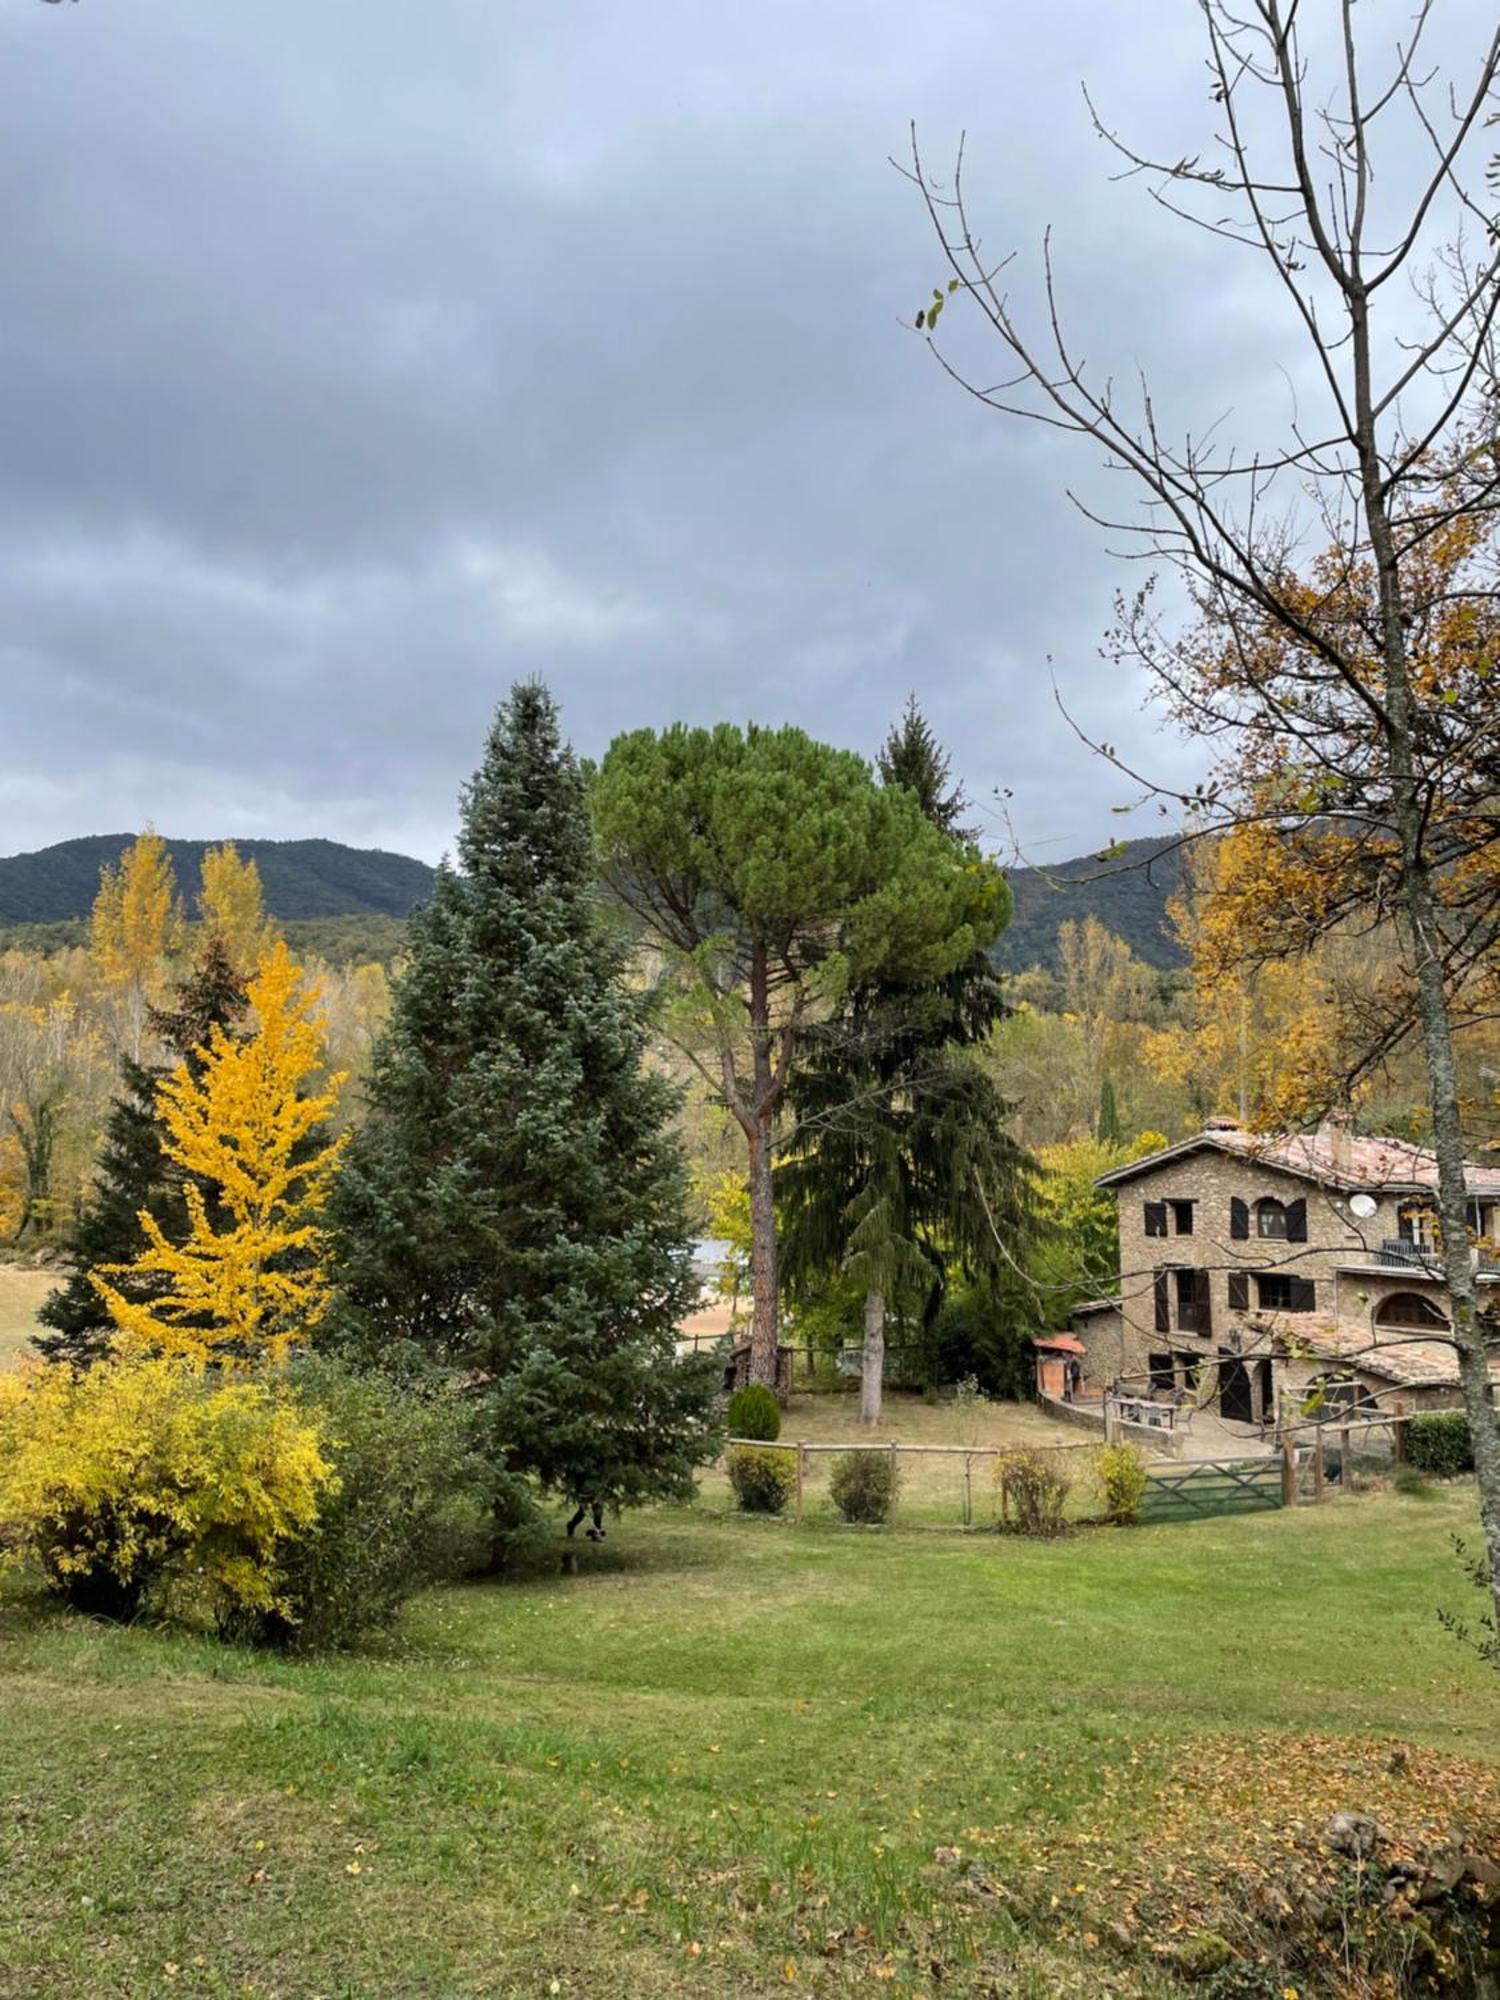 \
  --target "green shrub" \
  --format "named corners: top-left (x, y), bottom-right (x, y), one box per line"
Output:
top-left (1405, 1411), bottom-right (1476, 1478)
top-left (726, 1443), bottom-right (795, 1514)
top-left (1089, 1442), bottom-right (1148, 1525)
top-left (230, 1359), bottom-right (493, 1650)
top-left (829, 1450), bottom-right (897, 1525)
top-left (995, 1445), bottom-right (1072, 1537)
top-left (726, 1383), bottom-right (781, 1441)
